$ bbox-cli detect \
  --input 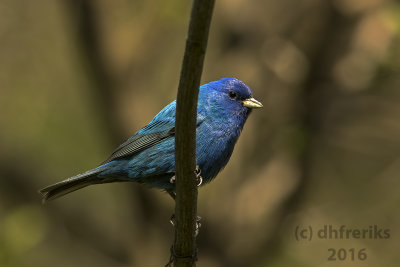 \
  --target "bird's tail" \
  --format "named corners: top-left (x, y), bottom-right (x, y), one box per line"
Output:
top-left (39, 166), bottom-right (109, 203)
